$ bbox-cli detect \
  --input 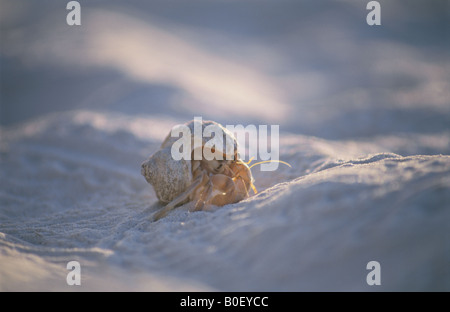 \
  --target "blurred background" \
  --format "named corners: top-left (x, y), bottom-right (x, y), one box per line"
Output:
top-left (1, 0), bottom-right (449, 140)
